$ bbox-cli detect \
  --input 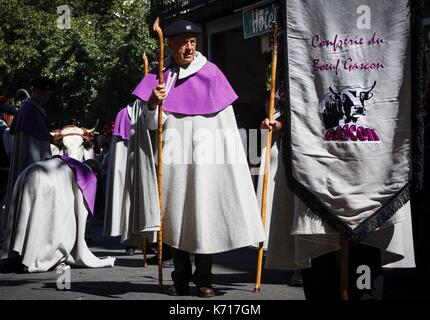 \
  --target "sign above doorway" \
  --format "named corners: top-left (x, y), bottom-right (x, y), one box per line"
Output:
top-left (242, 2), bottom-right (278, 39)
